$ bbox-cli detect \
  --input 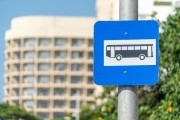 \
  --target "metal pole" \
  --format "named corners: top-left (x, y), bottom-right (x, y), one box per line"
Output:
top-left (118, 0), bottom-right (138, 120)
top-left (119, 0), bottom-right (138, 20)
